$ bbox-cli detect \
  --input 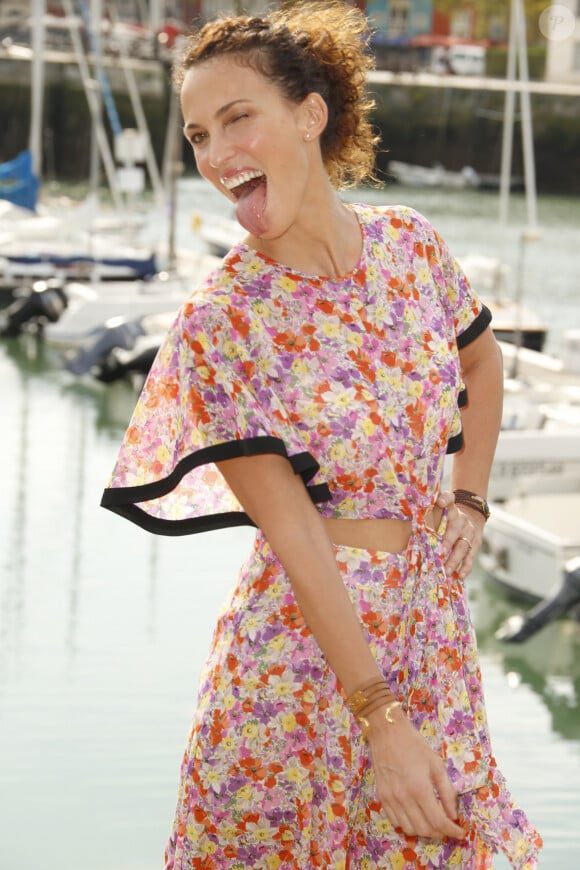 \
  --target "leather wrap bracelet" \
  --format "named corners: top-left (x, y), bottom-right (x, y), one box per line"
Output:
top-left (346, 678), bottom-right (401, 739)
top-left (453, 488), bottom-right (490, 521)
